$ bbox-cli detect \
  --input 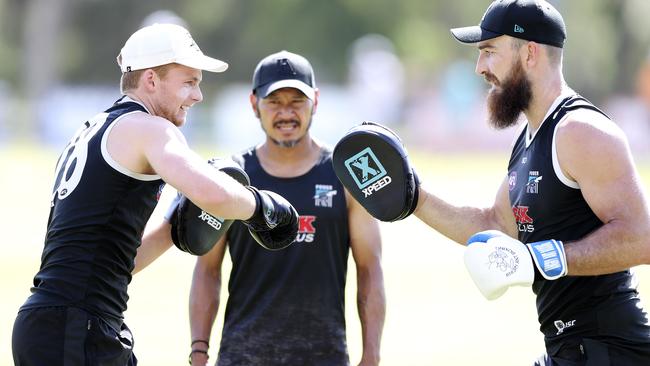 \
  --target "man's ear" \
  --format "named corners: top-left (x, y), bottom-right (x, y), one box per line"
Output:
top-left (525, 41), bottom-right (540, 68)
top-left (250, 93), bottom-right (260, 118)
top-left (142, 69), bottom-right (158, 91)
top-left (311, 89), bottom-right (320, 115)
